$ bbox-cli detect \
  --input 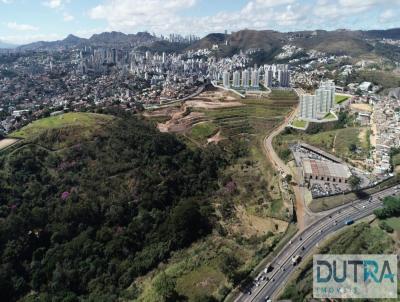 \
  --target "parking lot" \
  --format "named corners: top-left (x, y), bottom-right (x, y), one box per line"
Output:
top-left (290, 143), bottom-right (372, 198)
